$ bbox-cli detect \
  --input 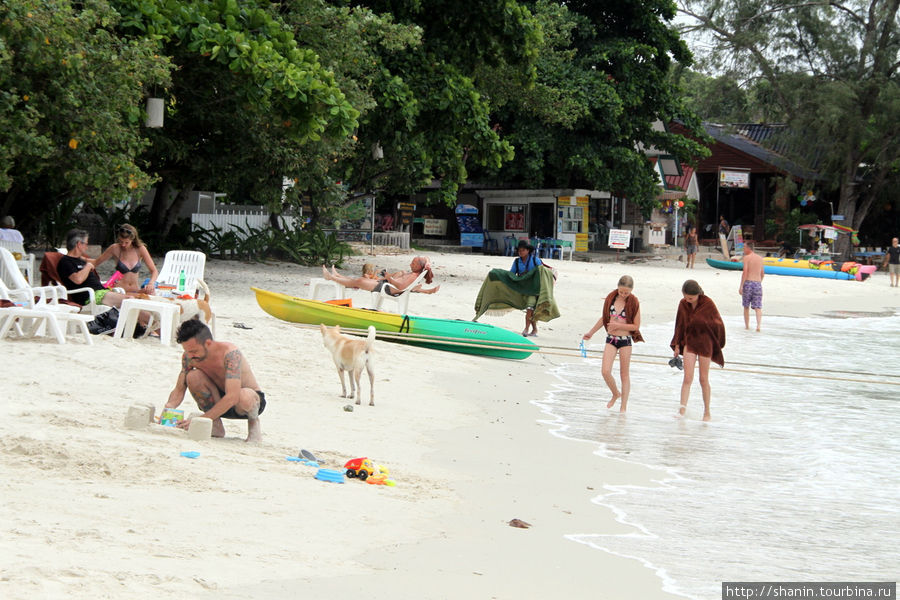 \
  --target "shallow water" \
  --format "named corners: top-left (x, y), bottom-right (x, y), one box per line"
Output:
top-left (537, 312), bottom-right (900, 600)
